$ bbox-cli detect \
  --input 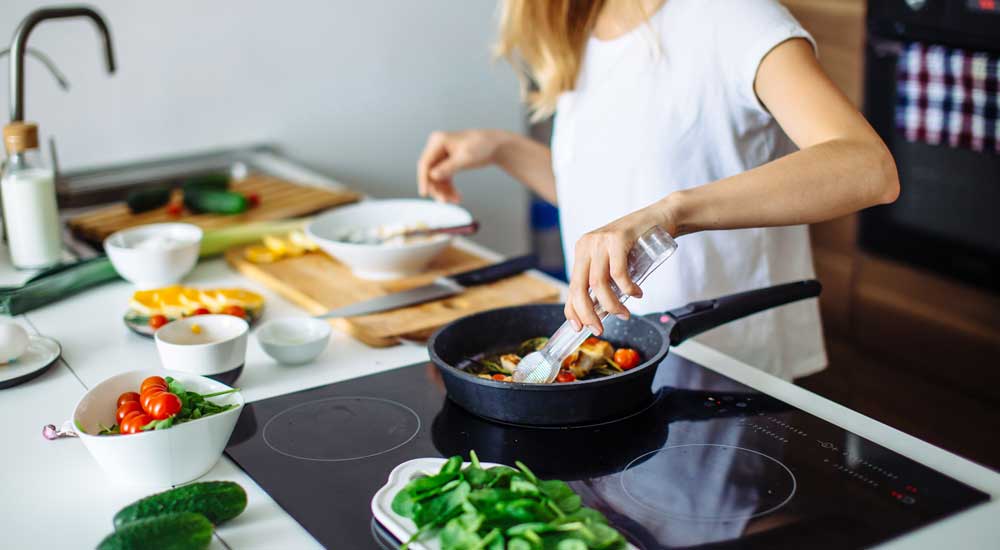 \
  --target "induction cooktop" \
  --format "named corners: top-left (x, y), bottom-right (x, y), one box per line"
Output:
top-left (225, 354), bottom-right (989, 549)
